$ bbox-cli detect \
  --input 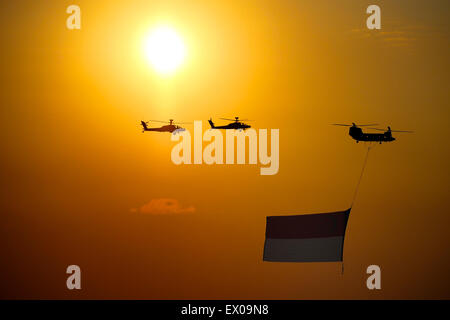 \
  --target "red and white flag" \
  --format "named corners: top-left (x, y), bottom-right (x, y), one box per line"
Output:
top-left (263, 208), bottom-right (351, 262)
